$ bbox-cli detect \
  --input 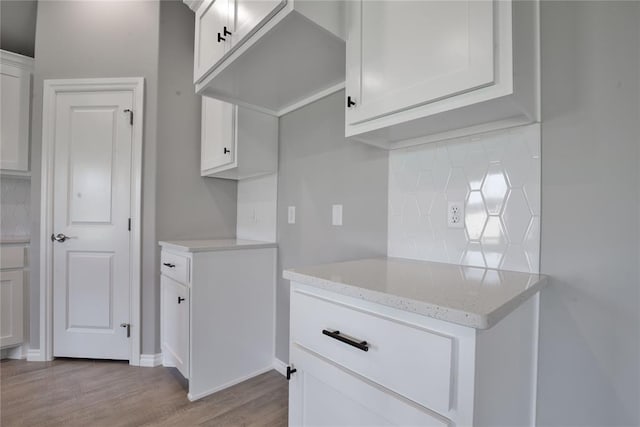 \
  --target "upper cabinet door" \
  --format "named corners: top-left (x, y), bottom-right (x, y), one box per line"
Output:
top-left (194, 0), bottom-right (233, 83)
top-left (346, 0), bottom-right (495, 126)
top-left (231, 0), bottom-right (286, 48)
top-left (201, 96), bottom-right (236, 175)
top-left (0, 55), bottom-right (31, 172)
